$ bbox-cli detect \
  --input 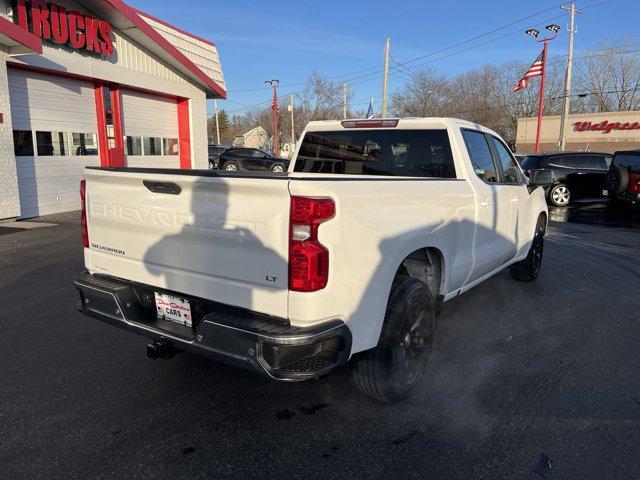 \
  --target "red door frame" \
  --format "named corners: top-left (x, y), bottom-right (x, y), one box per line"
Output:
top-left (177, 98), bottom-right (191, 169)
top-left (94, 83), bottom-right (125, 167)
